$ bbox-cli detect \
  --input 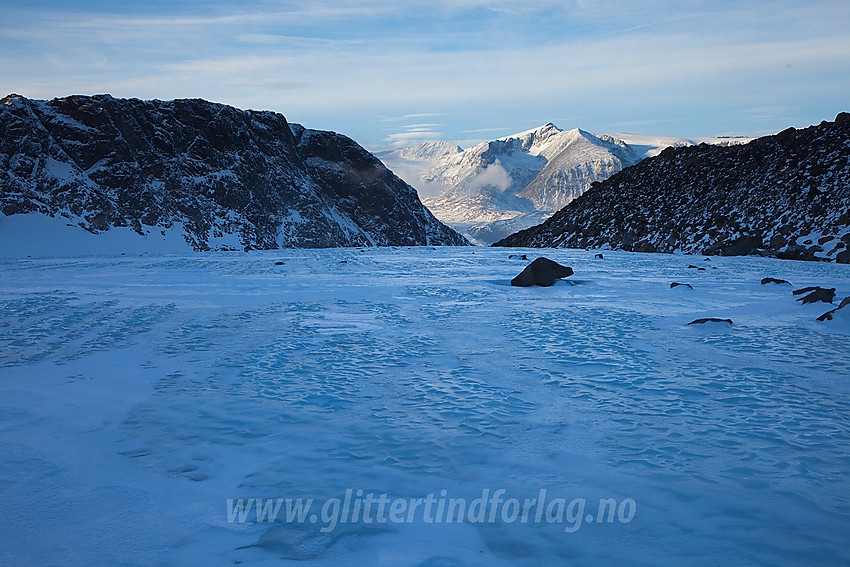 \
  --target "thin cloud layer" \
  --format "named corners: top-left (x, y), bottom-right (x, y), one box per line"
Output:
top-left (1, 1), bottom-right (848, 147)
